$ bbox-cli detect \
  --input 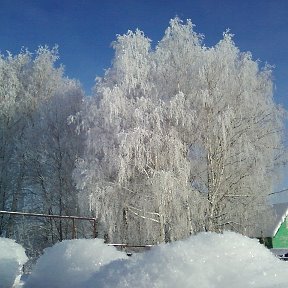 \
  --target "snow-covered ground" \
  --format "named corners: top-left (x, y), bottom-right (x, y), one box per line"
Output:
top-left (0, 237), bottom-right (28, 288)
top-left (2, 232), bottom-right (288, 288)
top-left (23, 238), bottom-right (128, 288)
